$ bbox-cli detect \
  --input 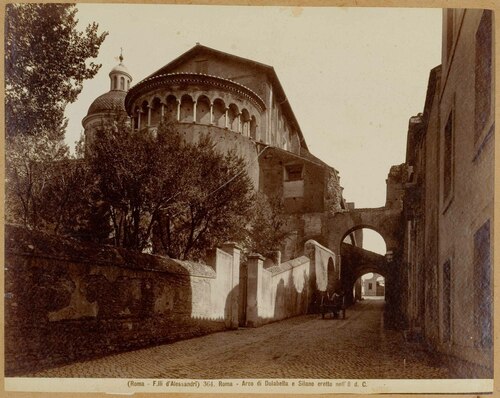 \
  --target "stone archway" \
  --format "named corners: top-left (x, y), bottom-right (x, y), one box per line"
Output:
top-left (327, 207), bottom-right (403, 256)
top-left (353, 269), bottom-right (386, 301)
top-left (326, 207), bottom-right (405, 328)
top-left (340, 242), bottom-right (387, 305)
